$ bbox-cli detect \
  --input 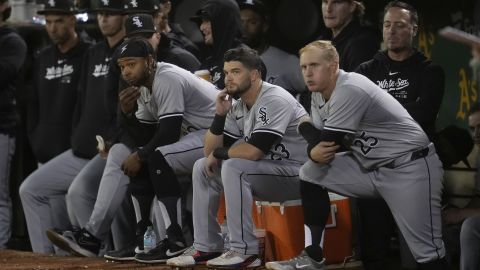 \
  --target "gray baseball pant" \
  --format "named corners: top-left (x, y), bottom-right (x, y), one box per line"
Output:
top-left (192, 157), bottom-right (302, 254)
top-left (300, 148), bottom-right (445, 263)
top-left (0, 133), bottom-right (15, 248)
top-left (82, 143), bottom-right (134, 243)
top-left (460, 215), bottom-right (480, 270)
top-left (19, 150), bottom-right (105, 253)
